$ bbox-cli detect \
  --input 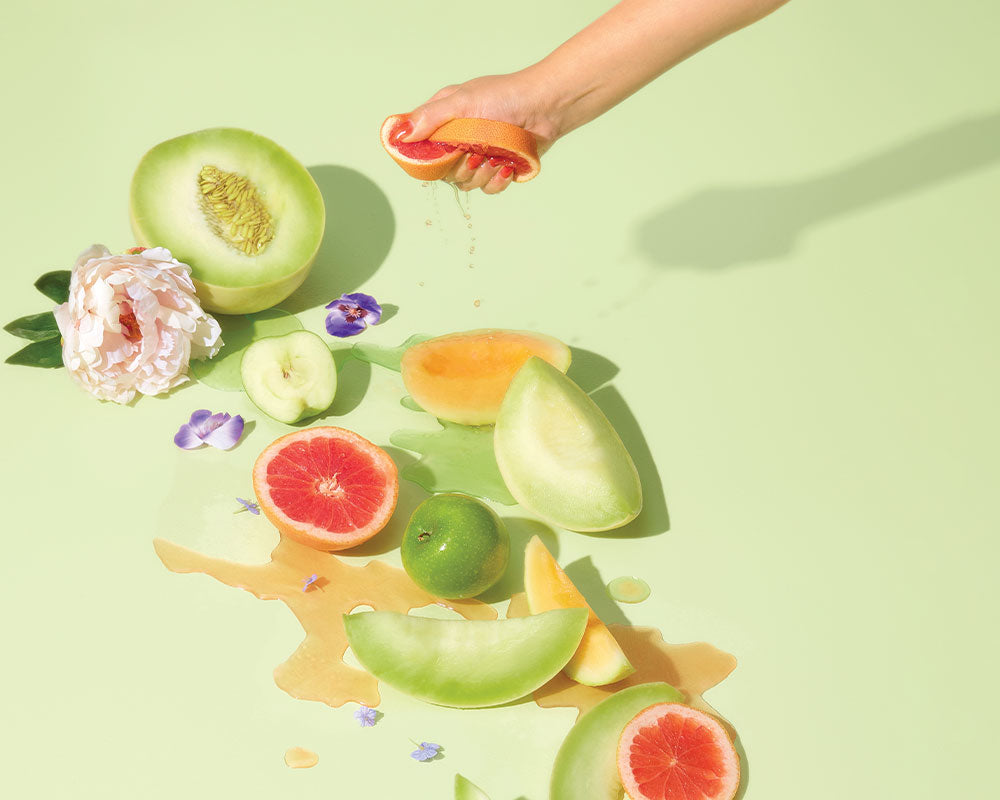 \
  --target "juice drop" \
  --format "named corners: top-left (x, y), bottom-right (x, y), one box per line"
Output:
top-left (607, 576), bottom-right (651, 603)
top-left (284, 747), bottom-right (318, 769)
